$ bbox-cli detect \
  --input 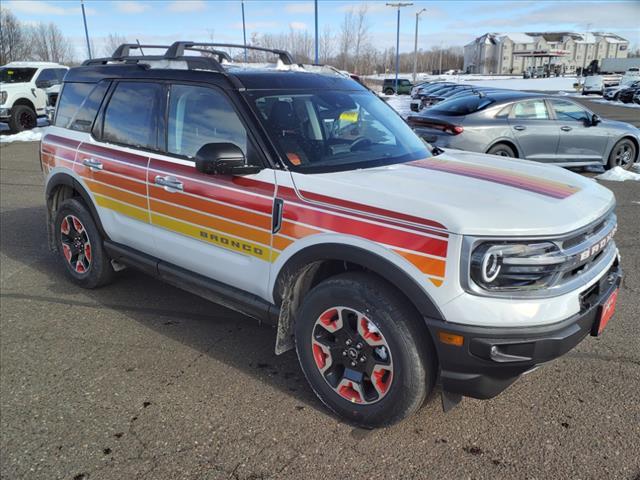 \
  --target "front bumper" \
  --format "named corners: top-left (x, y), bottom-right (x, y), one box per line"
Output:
top-left (426, 259), bottom-right (622, 400)
top-left (0, 107), bottom-right (11, 119)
